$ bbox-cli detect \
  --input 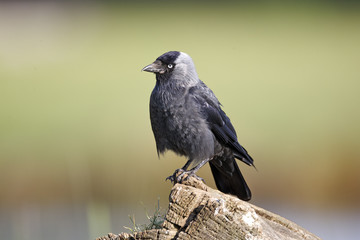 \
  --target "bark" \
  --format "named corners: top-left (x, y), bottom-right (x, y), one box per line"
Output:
top-left (96, 176), bottom-right (321, 240)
